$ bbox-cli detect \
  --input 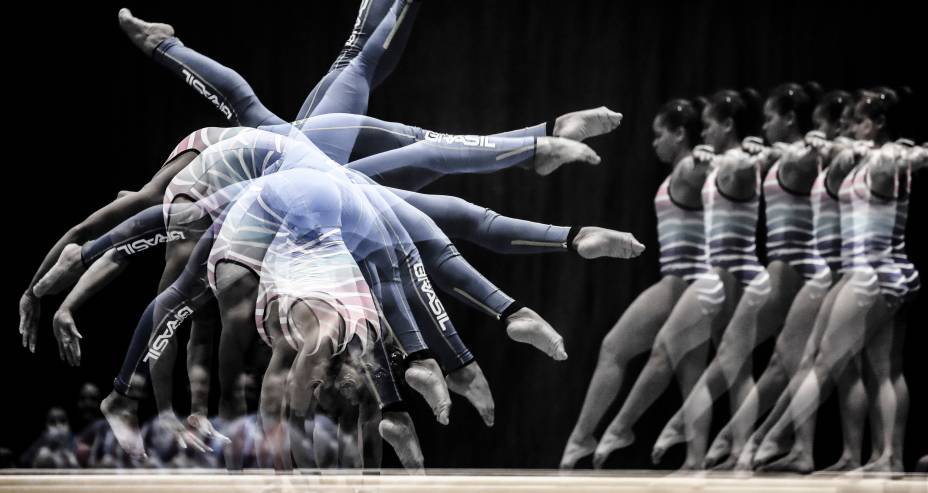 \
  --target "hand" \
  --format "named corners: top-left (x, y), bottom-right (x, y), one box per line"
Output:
top-left (804, 130), bottom-right (830, 153)
top-left (19, 290), bottom-right (40, 353)
top-left (693, 144), bottom-right (716, 164)
top-left (187, 413), bottom-right (231, 446)
top-left (158, 412), bottom-right (212, 453)
top-left (52, 309), bottom-right (83, 366)
top-left (741, 136), bottom-right (766, 155)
